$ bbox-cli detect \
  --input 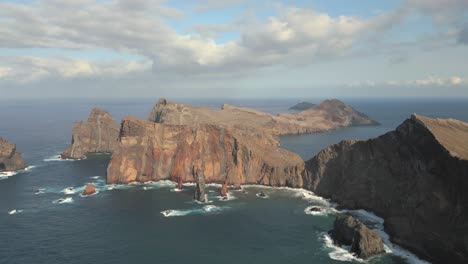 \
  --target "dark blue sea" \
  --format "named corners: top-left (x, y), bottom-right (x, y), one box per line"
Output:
top-left (1, 98), bottom-right (467, 264)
